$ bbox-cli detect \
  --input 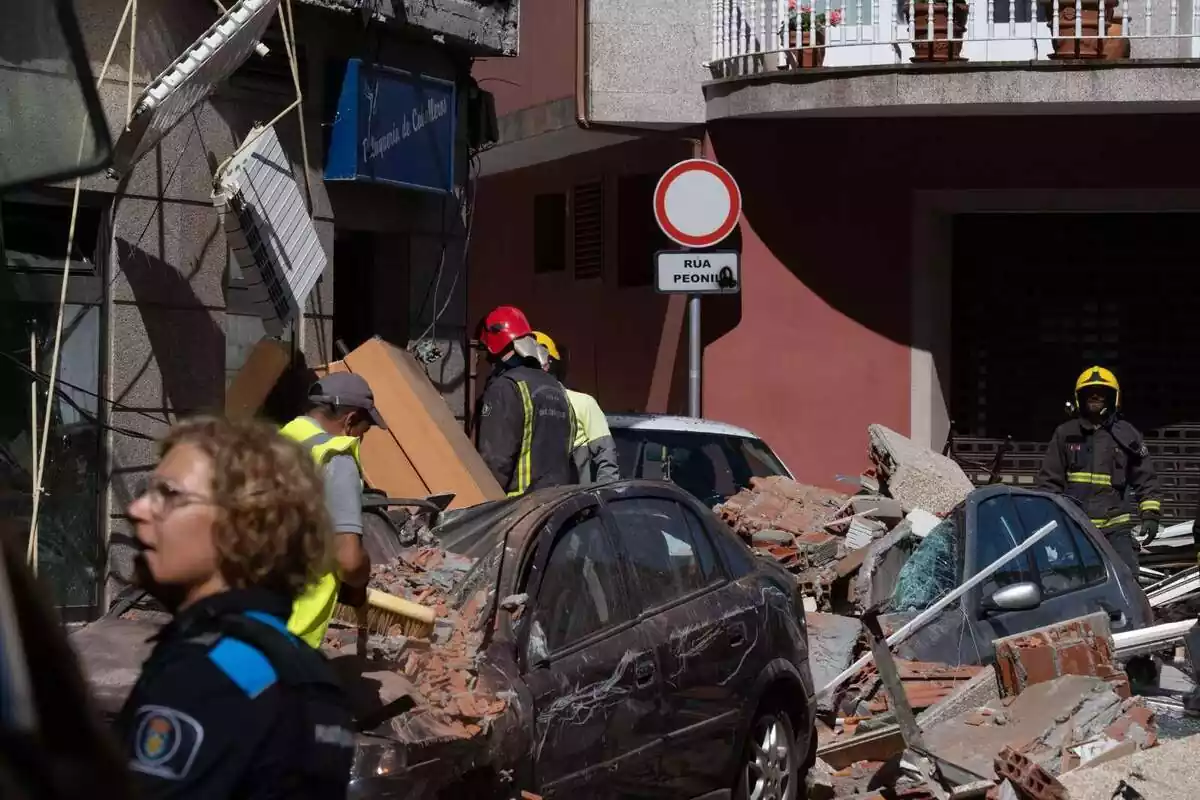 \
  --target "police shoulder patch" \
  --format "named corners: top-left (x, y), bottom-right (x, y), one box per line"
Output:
top-left (129, 705), bottom-right (205, 780)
